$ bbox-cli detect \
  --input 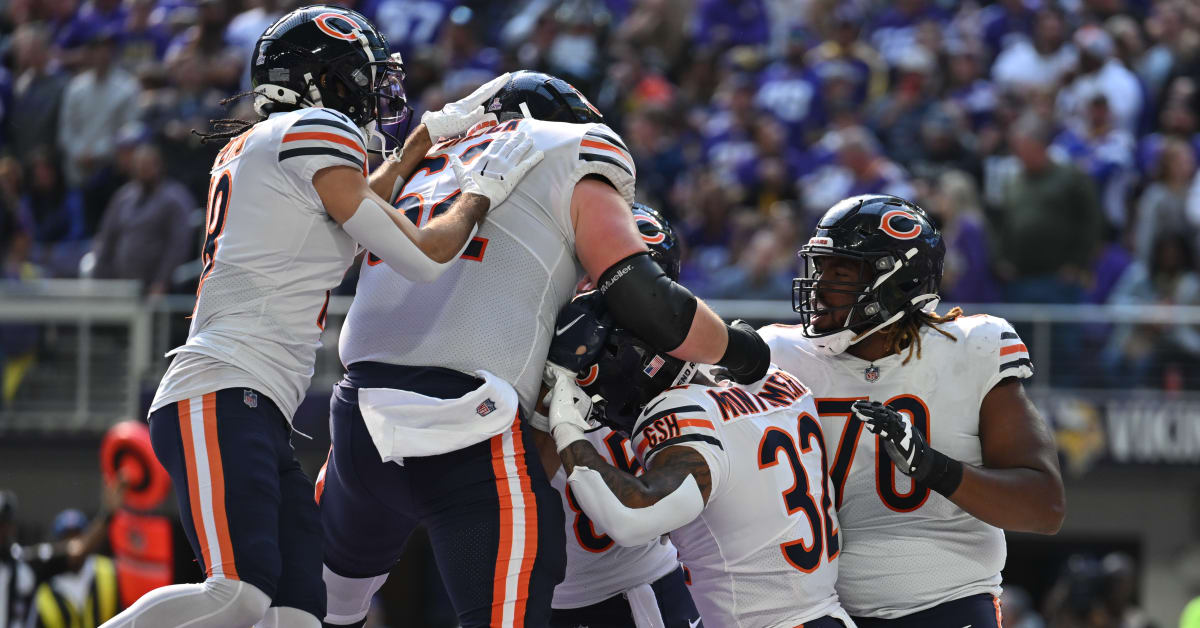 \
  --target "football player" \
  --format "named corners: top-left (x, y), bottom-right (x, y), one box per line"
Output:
top-left (318, 71), bottom-right (772, 628)
top-left (544, 204), bottom-right (701, 628)
top-left (761, 194), bottom-right (1065, 627)
top-left (540, 297), bottom-right (854, 628)
top-left (103, 7), bottom-right (541, 628)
